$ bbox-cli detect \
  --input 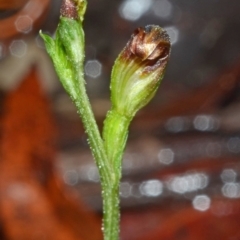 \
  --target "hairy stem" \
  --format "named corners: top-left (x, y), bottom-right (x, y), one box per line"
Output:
top-left (72, 67), bottom-right (113, 186)
top-left (102, 109), bottom-right (131, 240)
top-left (73, 68), bottom-right (122, 240)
